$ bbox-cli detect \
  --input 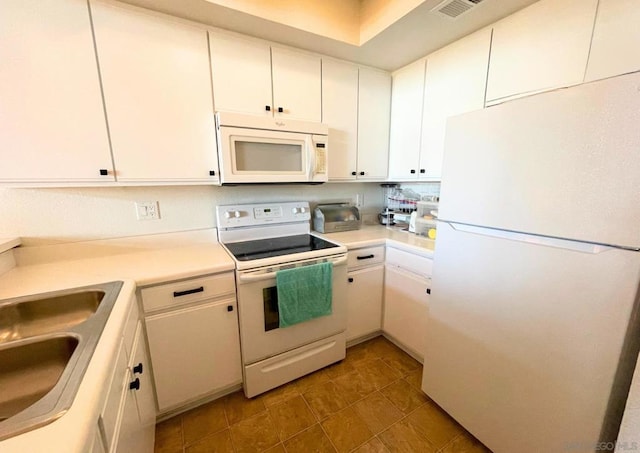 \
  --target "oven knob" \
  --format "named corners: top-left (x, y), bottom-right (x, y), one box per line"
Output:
top-left (224, 210), bottom-right (241, 219)
top-left (292, 207), bottom-right (306, 214)
top-left (292, 207), bottom-right (299, 214)
top-left (234, 211), bottom-right (241, 218)
top-left (299, 207), bottom-right (307, 213)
